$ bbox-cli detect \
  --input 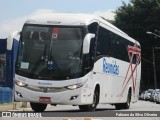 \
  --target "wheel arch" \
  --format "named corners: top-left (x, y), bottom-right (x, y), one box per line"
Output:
top-left (129, 87), bottom-right (132, 95)
top-left (94, 83), bottom-right (100, 103)
top-left (128, 86), bottom-right (132, 101)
